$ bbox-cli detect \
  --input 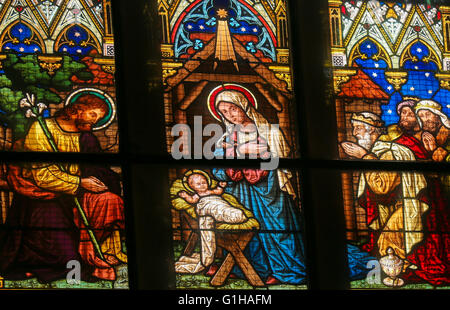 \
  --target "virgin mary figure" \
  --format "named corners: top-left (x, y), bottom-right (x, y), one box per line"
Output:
top-left (210, 85), bottom-right (307, 284)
